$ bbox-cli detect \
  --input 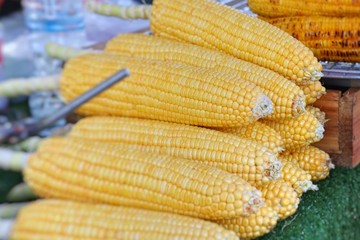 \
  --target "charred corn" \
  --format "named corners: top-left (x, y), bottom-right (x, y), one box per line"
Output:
top-left (68, 117), bottom-right (282, 185)
top-left (257, 180), bottom-right (299, 220)
top-left (263, 16), bottom-right (360, 62)
top-left (150, 0), bottom-right (323, 84)
top-left (215, 121), bottom-right (284, 153)
top-left (282, 146), bottom-right (334, 181)
top-left (61, 53), bottom-right (273, 127)
top-left (25, 137), bottom-right (264, 219)
top-left (10, 200), bottom-right (238, 240)
top-left (261, 112), bottom-right (324, 150)
top-left (248, 0), bottom-right (360, 17)
top-left (105, 33), bottom-right (306, 119)
top-left (216, 204), bottom-right (278, 239)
